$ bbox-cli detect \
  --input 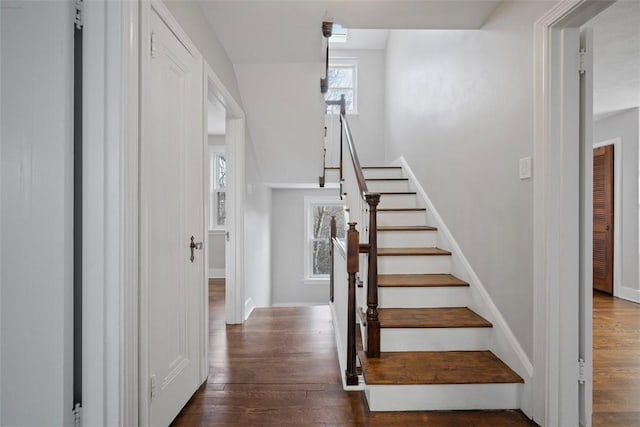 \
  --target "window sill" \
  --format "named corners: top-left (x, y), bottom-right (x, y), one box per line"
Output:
top-left (327, 111), bottom-right (359, 117)
top-left (304, 277), bottom-right (330, 286)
